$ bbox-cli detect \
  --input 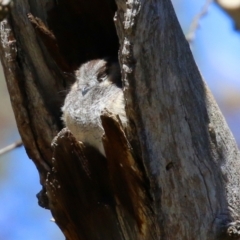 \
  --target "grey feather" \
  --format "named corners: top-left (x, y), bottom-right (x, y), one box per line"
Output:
top-left (62, 59), bottom-right (127, 156)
